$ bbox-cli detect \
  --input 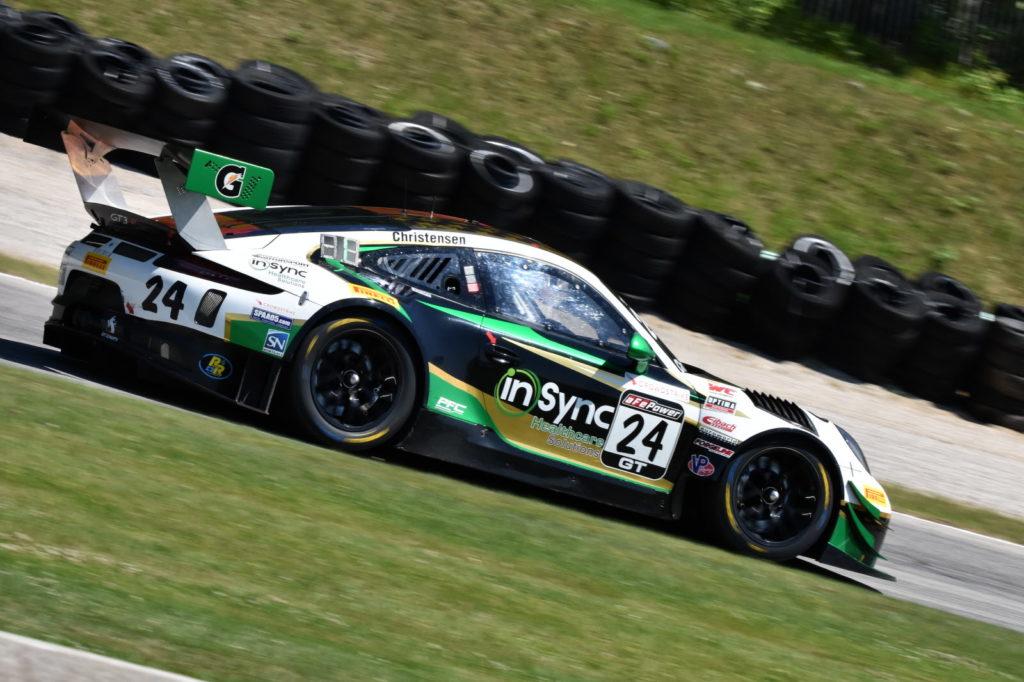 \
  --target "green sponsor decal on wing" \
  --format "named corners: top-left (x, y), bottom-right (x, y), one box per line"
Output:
top-left (185, 150), bottom-right (275, 210)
